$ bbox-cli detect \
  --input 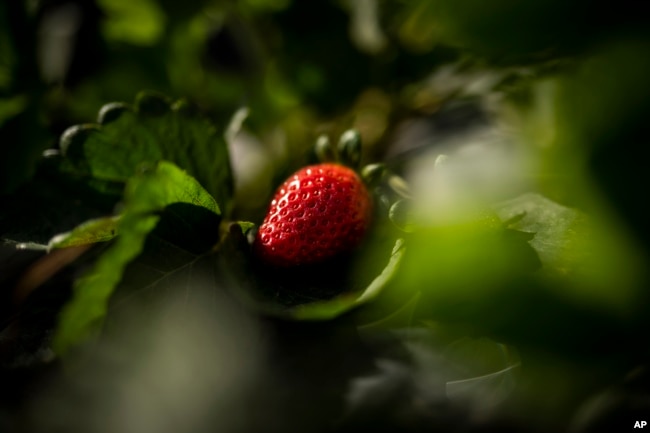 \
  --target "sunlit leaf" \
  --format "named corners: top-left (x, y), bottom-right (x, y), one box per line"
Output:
top-left (58, 91), bottom-right (233, 211)
top-left (46, 216), bottom-right (120, 251)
